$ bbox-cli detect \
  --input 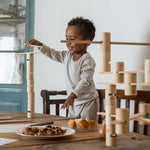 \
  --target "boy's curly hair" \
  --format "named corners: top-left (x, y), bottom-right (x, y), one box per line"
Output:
top-left (68, 17), bottom-right (96, 41)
